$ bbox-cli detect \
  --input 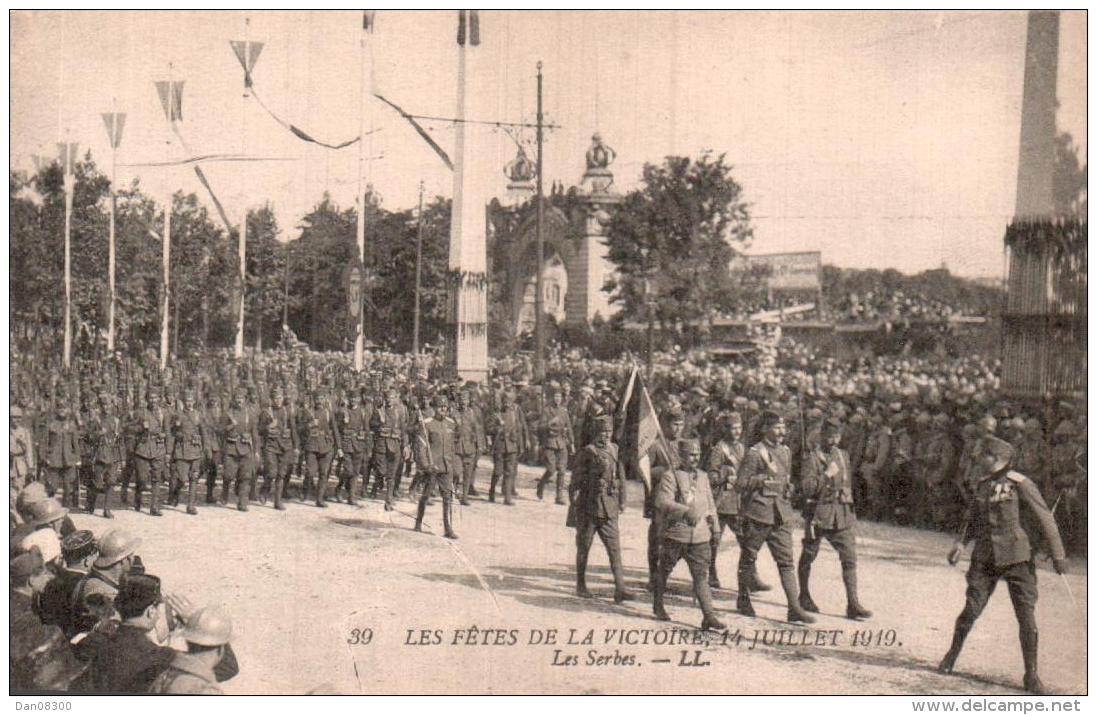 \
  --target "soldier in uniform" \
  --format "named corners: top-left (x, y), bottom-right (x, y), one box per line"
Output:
top-left (938, 436), bottom-right (1067, 695)
top-left (169, 390), bottom-right (205, 515)
top-left (87, 393), bottom-right (125, 519)
top-left (536, 387), bottom-right (574, 505)
top-left (336, 391), bottom-right (369, 506)
top-left (412, 395), bottom-right (460, 539)
top-left (371, 385), bottom-right (408, 511)
top-left (797, 417), bottom-right (872, 619)
top-left (301, 389), bottom-right (341, 508)
top-left (85, 573), bottom-right (177, 693)
top-left (43, 402), bottom-right (81, 508)
top-left (149, 607), bottom-right (237, 694)
top-left (735, 411), bottom-right (816, 623)
top-left (259, 386), bottom-right (298, 510)
top-left (644, 406), bottom-right (686, 591)
top-left (70, 529), bottom-right (143, 637)
top-left (10, 405), bottom-right (36, 491)
top-left (454, 388), bottom-right (486, 505)
top-left (202, 394), bottom-right (224, 504)
top-left (10, 548), bottom-right (87, 692)
top-left (222, 388), bottom-right (260, 512)
top-left (489, 390), bottom-right (529, 505)
top-left (569, 415), bottom-right (631, 603)
top-left (131, 391), bottom-right (168, 516)
top-left (857, 410), bottom-right (890, 521)
top-left (653, 439), bottom-right (725, 631)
